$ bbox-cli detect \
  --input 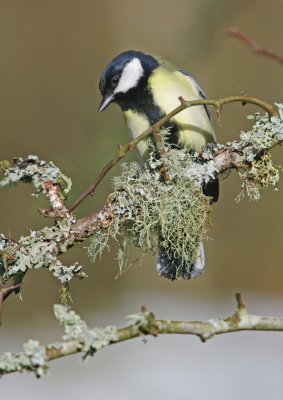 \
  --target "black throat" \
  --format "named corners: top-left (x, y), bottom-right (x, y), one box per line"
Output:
top-left (116, 76), bottom-right (161, 122)
top-left (115, 77), bottom-right (179, 147)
